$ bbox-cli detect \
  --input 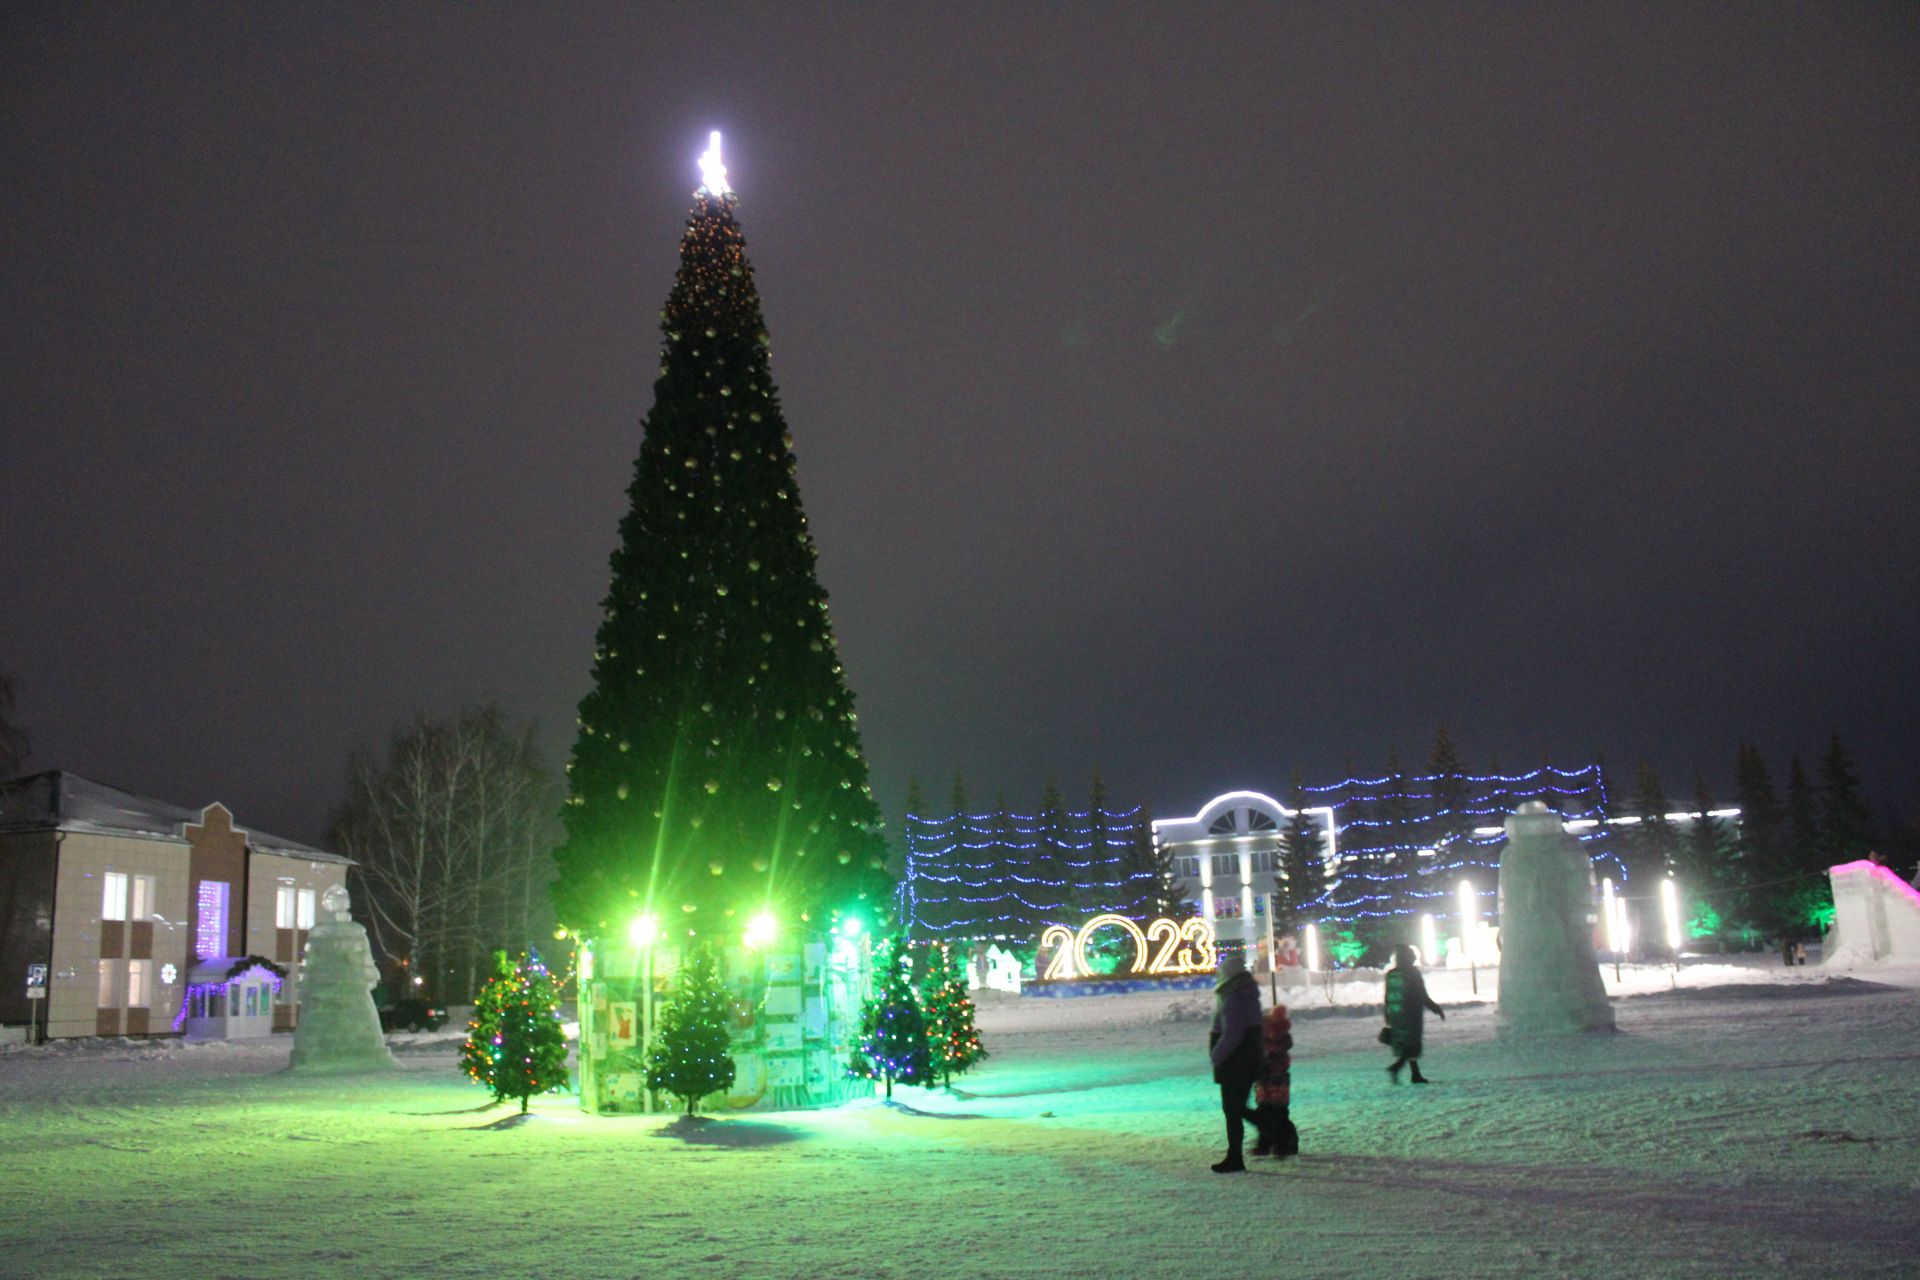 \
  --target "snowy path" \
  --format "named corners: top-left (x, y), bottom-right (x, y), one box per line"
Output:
top-left (2, 970), bottom-right (1917, 1279)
